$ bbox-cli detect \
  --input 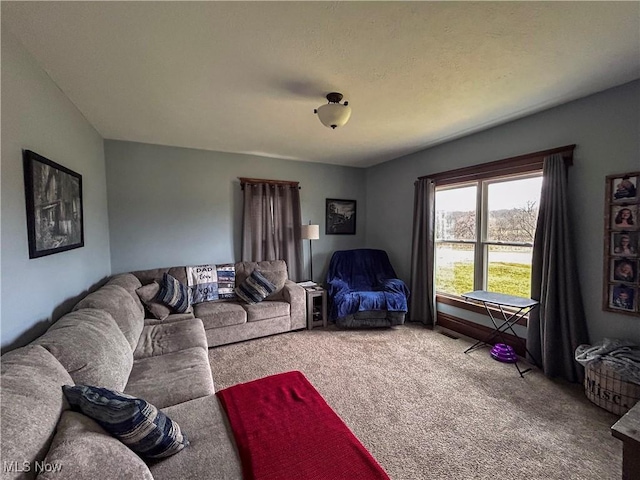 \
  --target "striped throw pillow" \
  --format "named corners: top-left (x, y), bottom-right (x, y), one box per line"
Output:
top-left (157, 273), bottom-right (190, 313)
top-left (62, 385), bottom-right (189, 459)
top-left (235, 270), bottom-right (276, 304)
